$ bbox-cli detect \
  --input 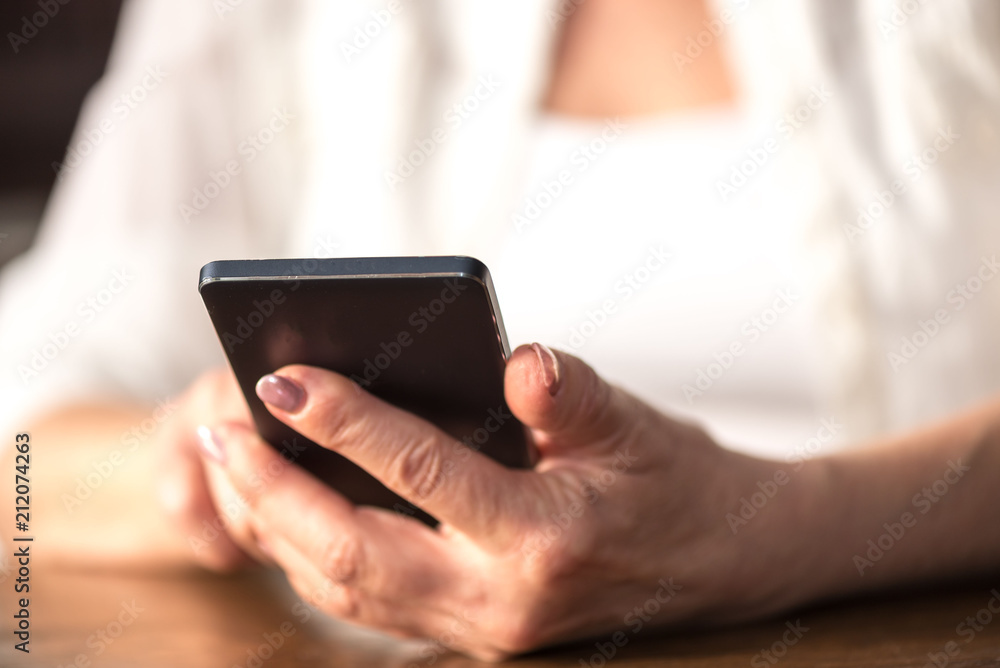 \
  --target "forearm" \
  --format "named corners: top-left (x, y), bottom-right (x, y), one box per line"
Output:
top-left (1, 403), bottom-right (197, 569)
top-left (803, 396), bottom-right (1000, 600)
